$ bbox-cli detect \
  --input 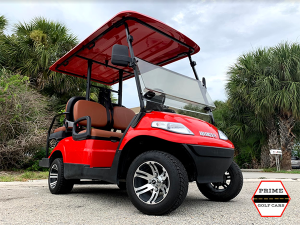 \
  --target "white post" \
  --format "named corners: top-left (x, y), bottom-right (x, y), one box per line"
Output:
top-left (270, 149), bottom-right (282, 172)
